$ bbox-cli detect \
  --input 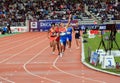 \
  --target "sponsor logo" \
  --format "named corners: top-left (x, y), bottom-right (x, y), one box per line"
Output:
top-left (31, 22), bottom-right (37, 28)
